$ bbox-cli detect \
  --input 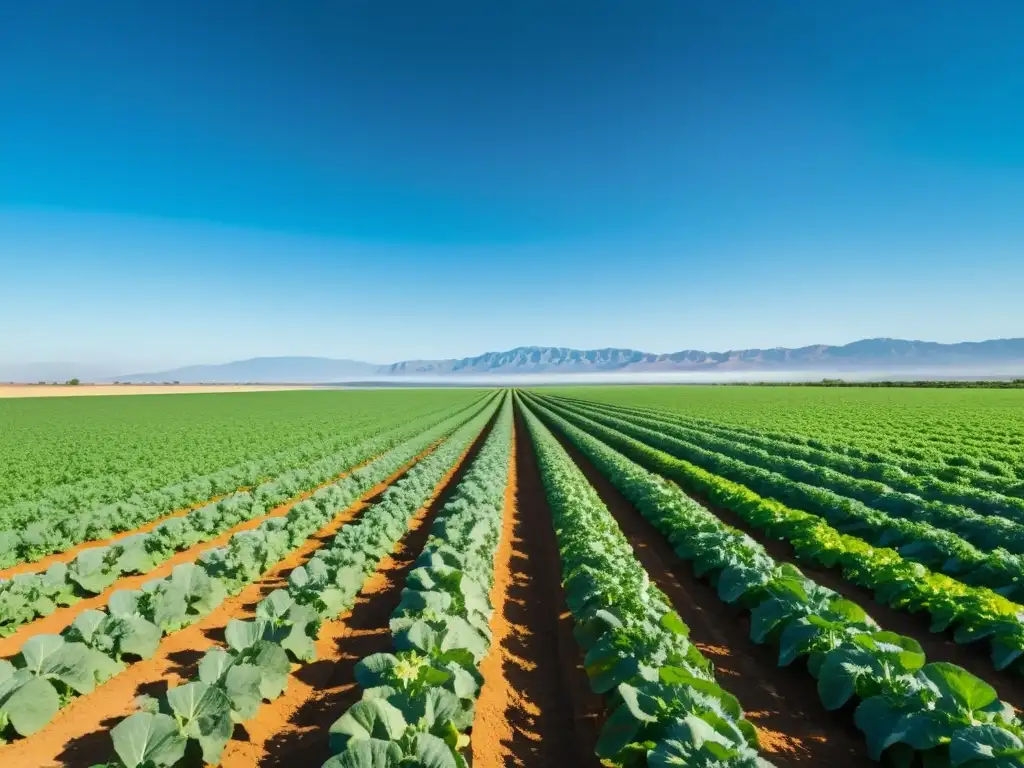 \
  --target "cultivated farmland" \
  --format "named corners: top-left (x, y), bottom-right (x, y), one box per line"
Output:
top-left (1, 386), bottom-right (1023, 767)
